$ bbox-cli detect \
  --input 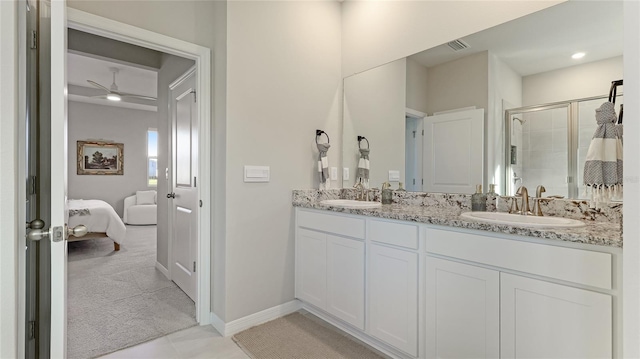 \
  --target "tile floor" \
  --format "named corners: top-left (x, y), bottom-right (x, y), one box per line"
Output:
top-left (97, 325), bottom-right (249, 359)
